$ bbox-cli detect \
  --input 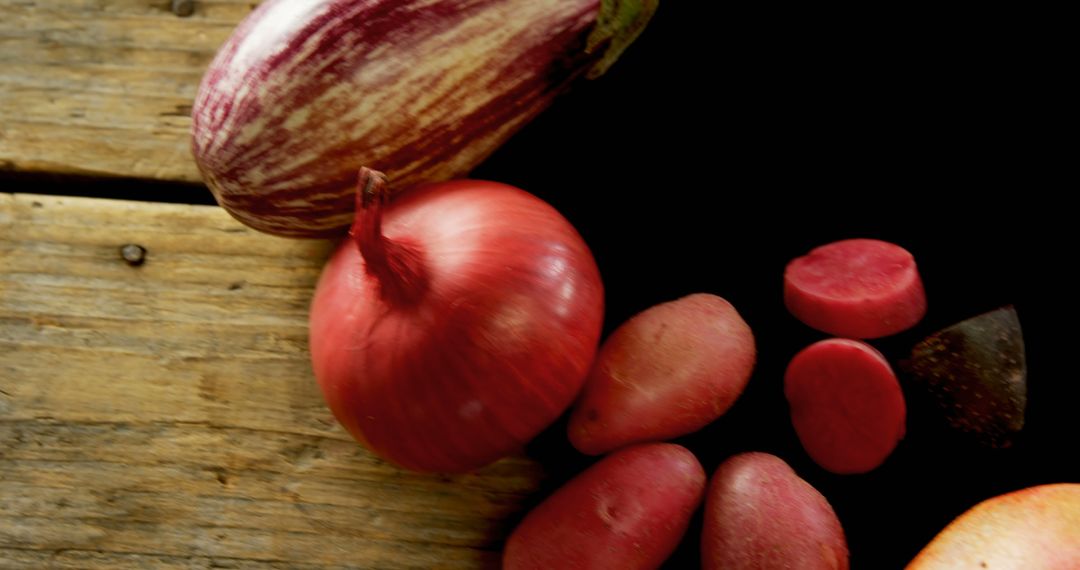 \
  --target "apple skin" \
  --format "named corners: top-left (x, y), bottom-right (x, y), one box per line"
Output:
top-left (907, 484), bottom-right (1080, 569)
